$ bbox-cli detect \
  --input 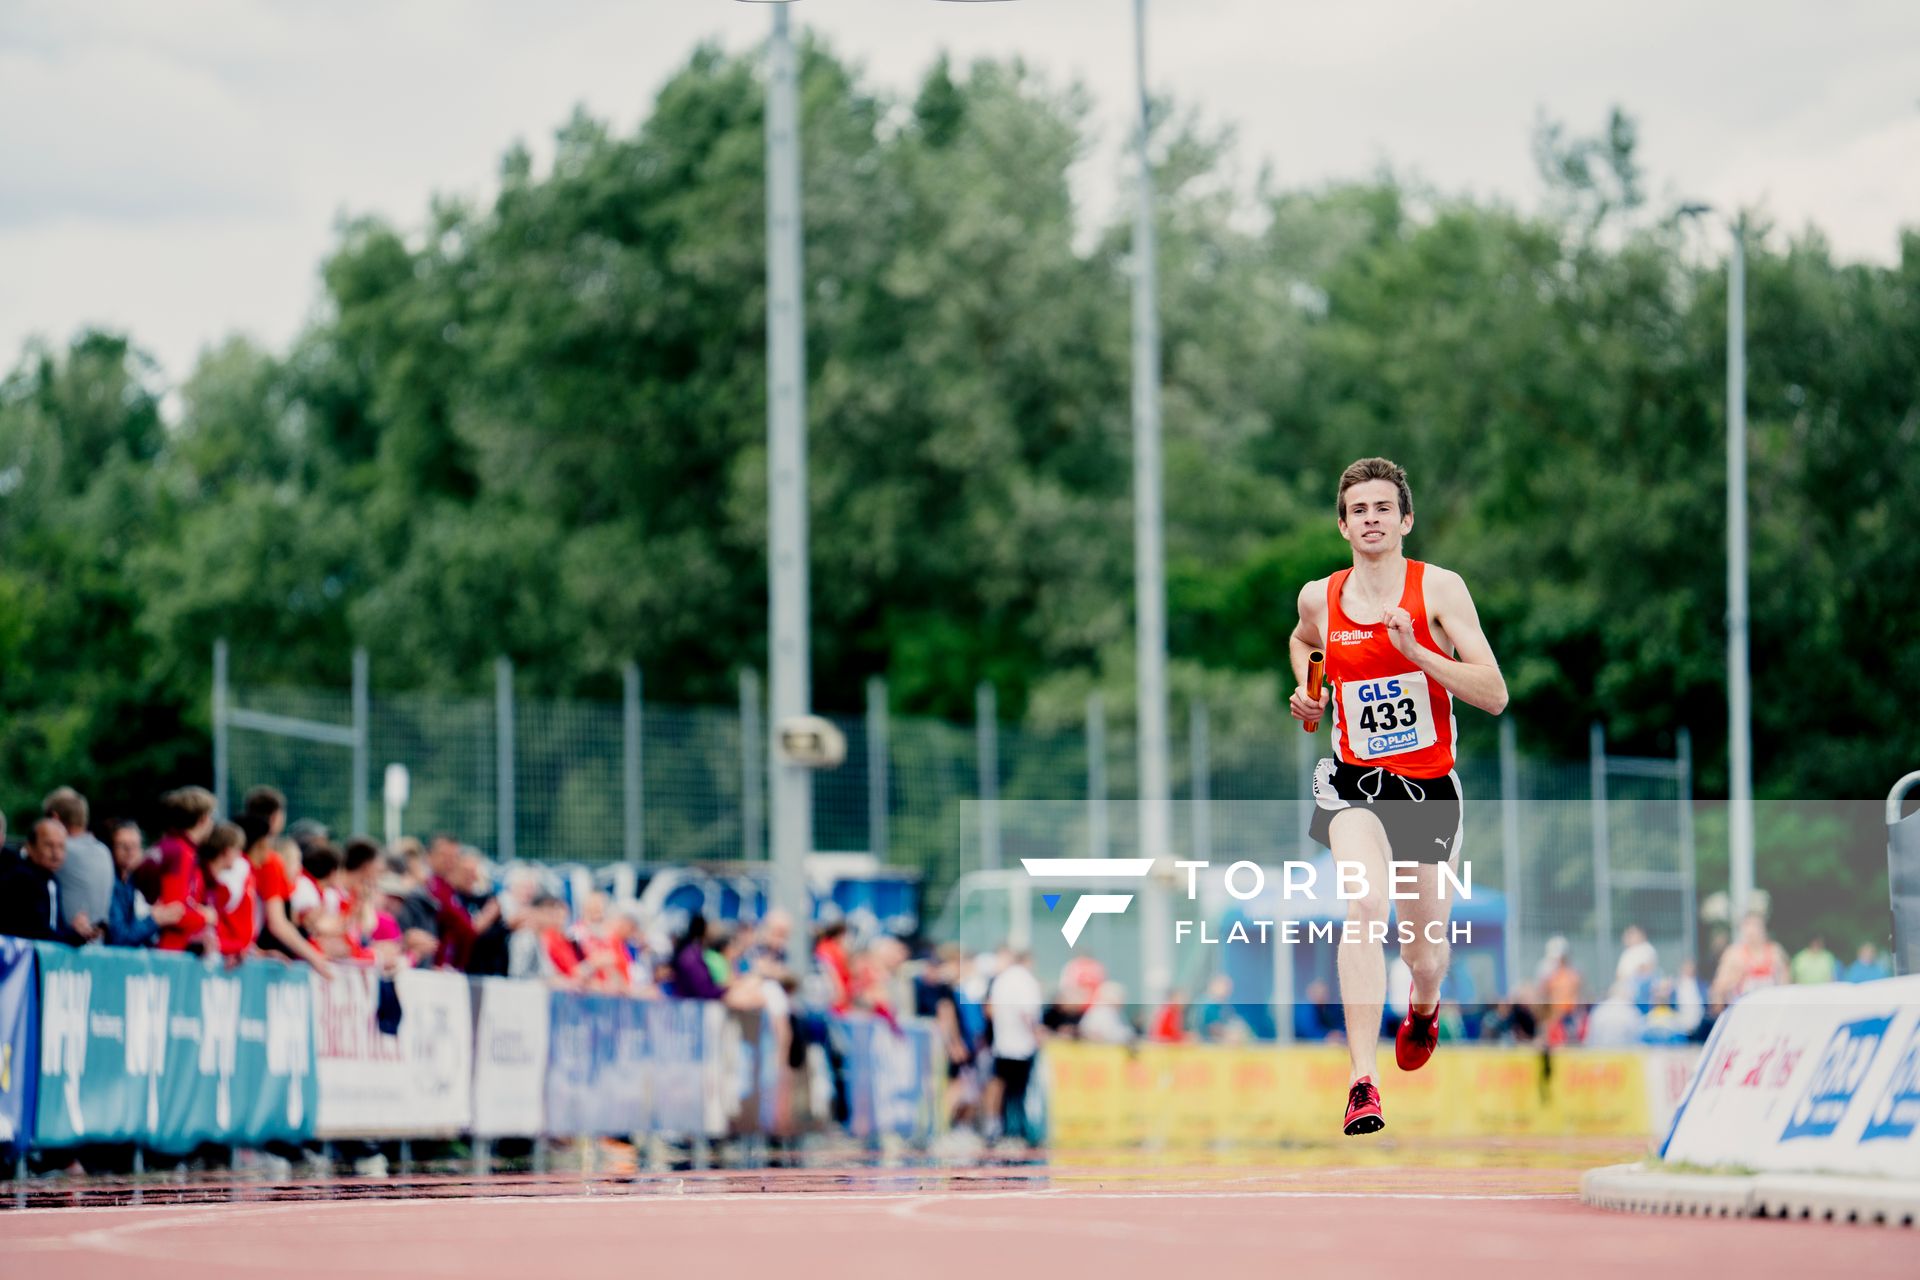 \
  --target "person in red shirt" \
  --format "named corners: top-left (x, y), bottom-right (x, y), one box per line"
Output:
top-left (241, 813), bottom-right (331, 977)
top-left (202, 821), bottom-right (255, 960)
top-left (813, 920), bottom-right (854, 1015)
top-left (425, 833), bottom-right (498, 970)
top-left (155, 786), bottom-right (217, 952)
